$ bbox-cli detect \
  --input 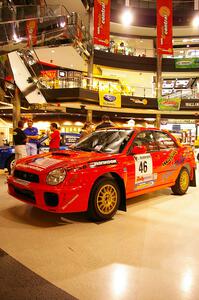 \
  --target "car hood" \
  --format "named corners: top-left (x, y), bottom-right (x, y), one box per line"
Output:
top-left (15, 150), bottom-right (118, 173)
